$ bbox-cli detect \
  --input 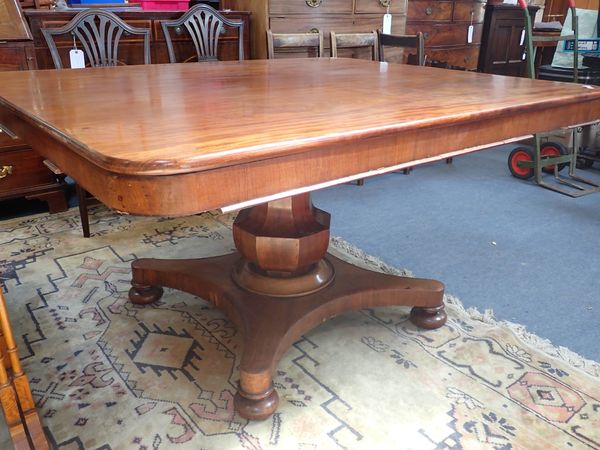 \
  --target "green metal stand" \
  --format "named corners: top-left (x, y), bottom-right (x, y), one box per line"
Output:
top-left (513, 1), bottom-right (600, 197)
